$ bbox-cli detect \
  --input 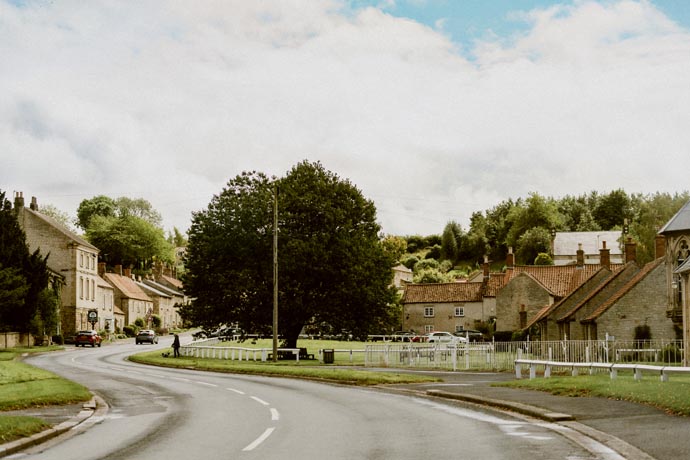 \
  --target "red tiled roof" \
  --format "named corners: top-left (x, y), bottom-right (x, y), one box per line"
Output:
top-left (506, 264), bottom-right (623, 297)
top-left (403, 282), bottom-right (483, 303)
top-left (557, 262), bottom-right (636, 322)
top-left (103, 273), bottom-right (152, 301)
top-left (584, 258), bottom-right (665, 322)
top-left (484, 273), bottom-right (507, 297)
